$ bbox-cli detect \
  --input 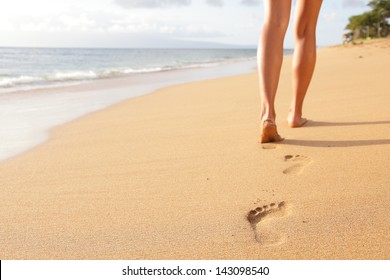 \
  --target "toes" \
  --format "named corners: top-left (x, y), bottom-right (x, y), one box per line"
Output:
top-left (249, 210), bottom-right (257, 217)
top-left (255, 207), bottom-right (263, 213)
top-left (284, 155), bottom-right (293, 161)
